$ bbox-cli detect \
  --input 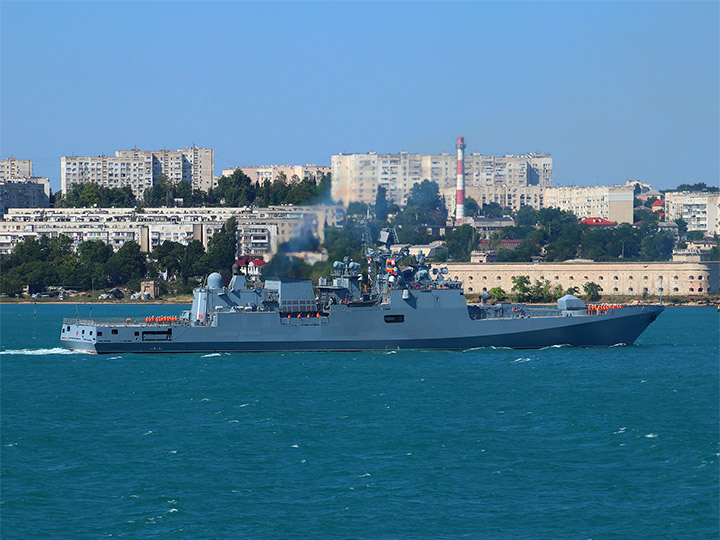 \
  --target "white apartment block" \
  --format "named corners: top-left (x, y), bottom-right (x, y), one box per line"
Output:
top-left (664, 191), bottom-right (720, 235)
top-left (331, 151), bottom-right (552, 208)
top-left (62, 146), bottom-right (214, 200)
top-left (0, 158), bottom-right (32, 181)
top-left (222, 164), bottom-right (331, 184)
top-left (542, 185), bottom-right (634, 224)
top-left (0, 205), bottom-right (345, 257)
